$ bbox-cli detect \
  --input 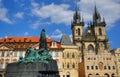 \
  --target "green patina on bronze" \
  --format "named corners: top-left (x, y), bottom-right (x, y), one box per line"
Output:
top-left (17, 29), bottom-right (52, 64)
